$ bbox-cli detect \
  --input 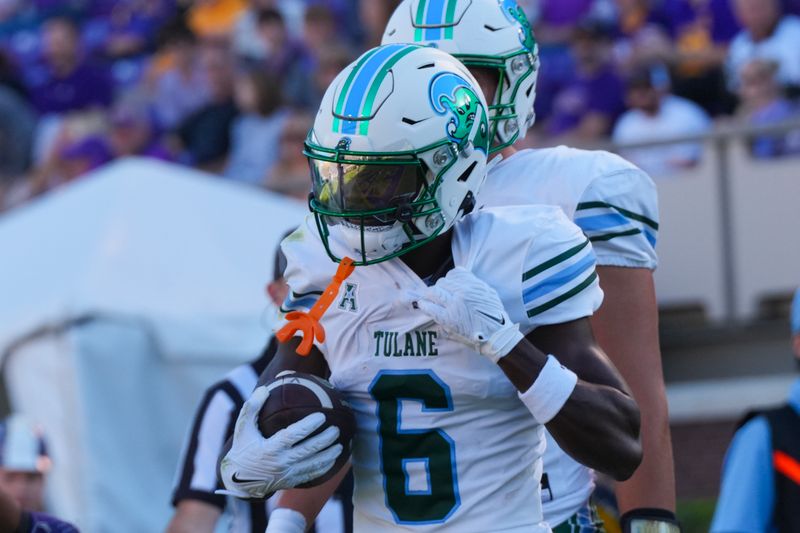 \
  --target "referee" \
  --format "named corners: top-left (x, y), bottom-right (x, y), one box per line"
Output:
top-left (167, 237), bottom-right (353, 533)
